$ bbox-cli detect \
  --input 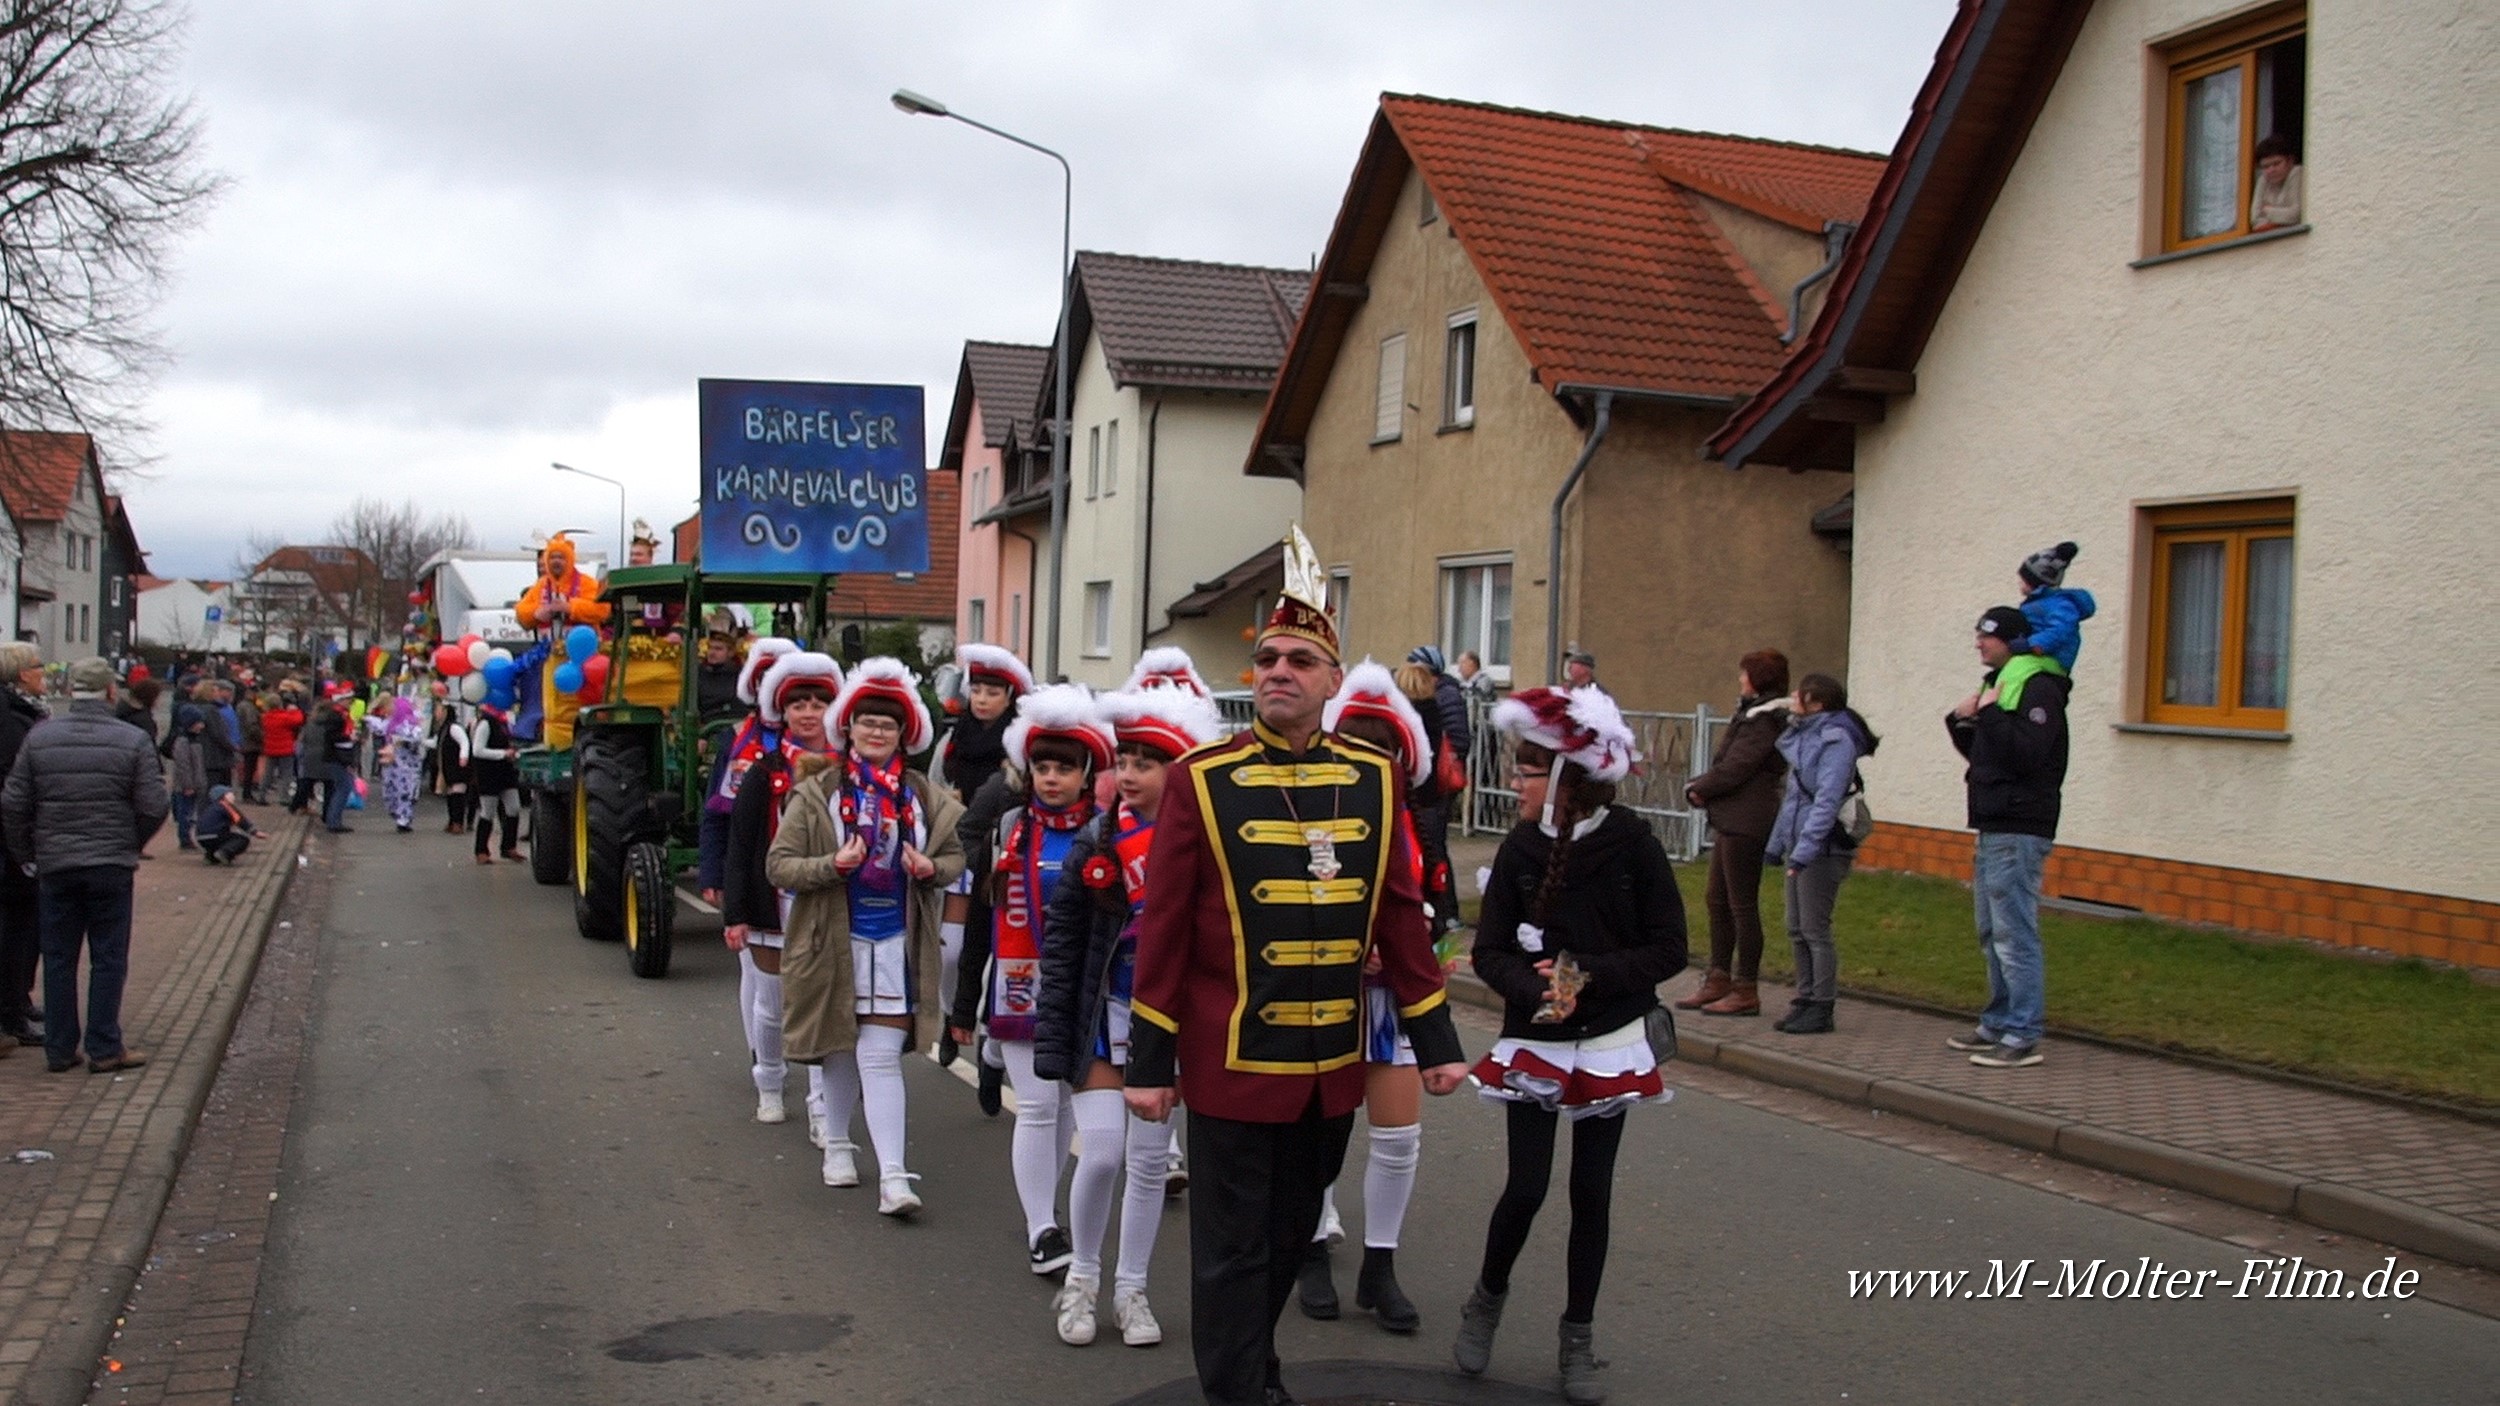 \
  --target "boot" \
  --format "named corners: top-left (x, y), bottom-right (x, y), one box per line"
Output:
top-left (1295, 1240), bottom-right (1339, 1319)
top-left (1558, 1318), bottom-right (1609, 1404)
top-left (1451, 1281), bottom-right (1505, 1376)
top-left (1784, 1000), bottom-right (1835, 1035)
top-left (1771, 998), bottom-right (1808, 1032)
top-left (1672, 969), bottom-right (1731, 1010)
top-left (1698, 979), bottom-right (1760, 1017)
top-left (1354, 1246), bottom-right (1419, 1334)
